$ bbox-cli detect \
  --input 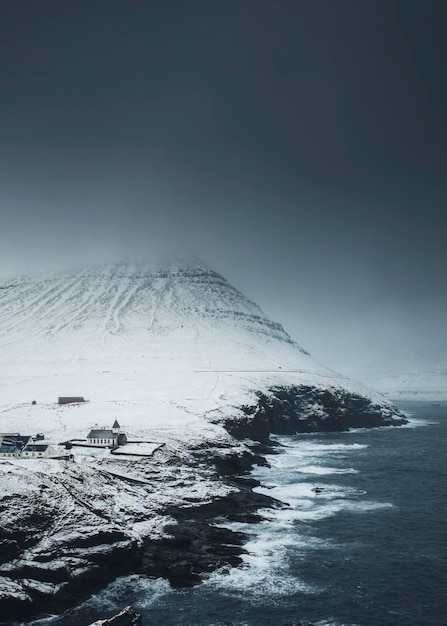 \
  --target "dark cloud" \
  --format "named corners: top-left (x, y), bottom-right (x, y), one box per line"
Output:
top-left (1, 0), bottom-right (446, 373)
